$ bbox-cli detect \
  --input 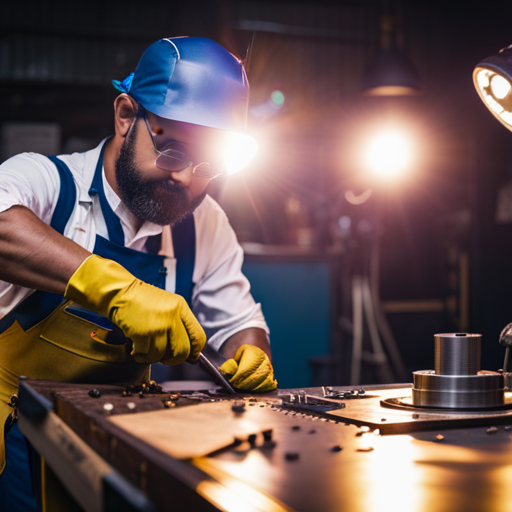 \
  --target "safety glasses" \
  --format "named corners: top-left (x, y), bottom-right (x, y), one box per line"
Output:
top-left (141, 112), bottom-right (219, 178)
top-left (141, 109), bottom-right (258, 179)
